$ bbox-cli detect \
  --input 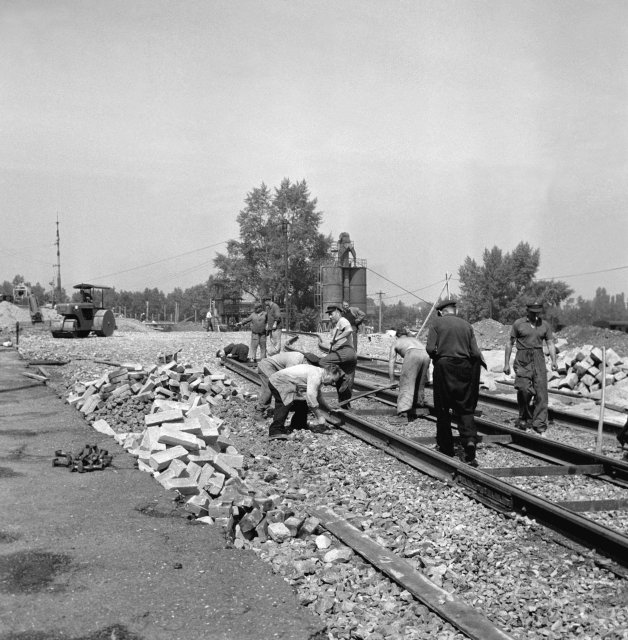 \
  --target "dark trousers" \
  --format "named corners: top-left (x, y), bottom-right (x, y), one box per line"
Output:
top-left (432, 356), bottom-right (480, 456)
top-left (319, 344), bottom-right (357, 405)
top-left (514, 349), bottom-right (549, 431)
top-left (268, 384), bottom-right (308, 433)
